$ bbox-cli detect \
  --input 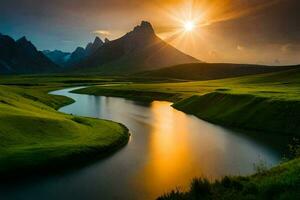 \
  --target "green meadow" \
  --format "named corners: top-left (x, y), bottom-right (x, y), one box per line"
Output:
top-left (1, 2), bottom-right (299, 198)
top-left (75, 67), bottom-right (300, 101)
top-left (71, 68), bottom-right (300, 199)
top-left (1, 68), bottom-right (300, 198)
top-left (0, 83), bottom-right (129, 177)
top-left (74, 68), bottom-right (300, 136)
